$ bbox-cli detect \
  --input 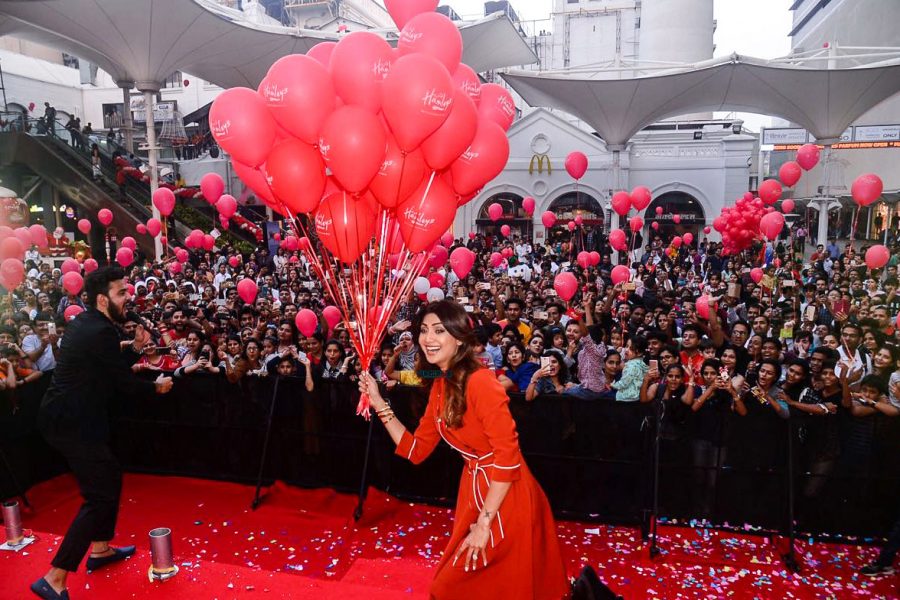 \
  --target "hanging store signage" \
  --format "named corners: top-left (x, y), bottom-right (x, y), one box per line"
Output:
top-left (130, 99), bottom-right (176, 123)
